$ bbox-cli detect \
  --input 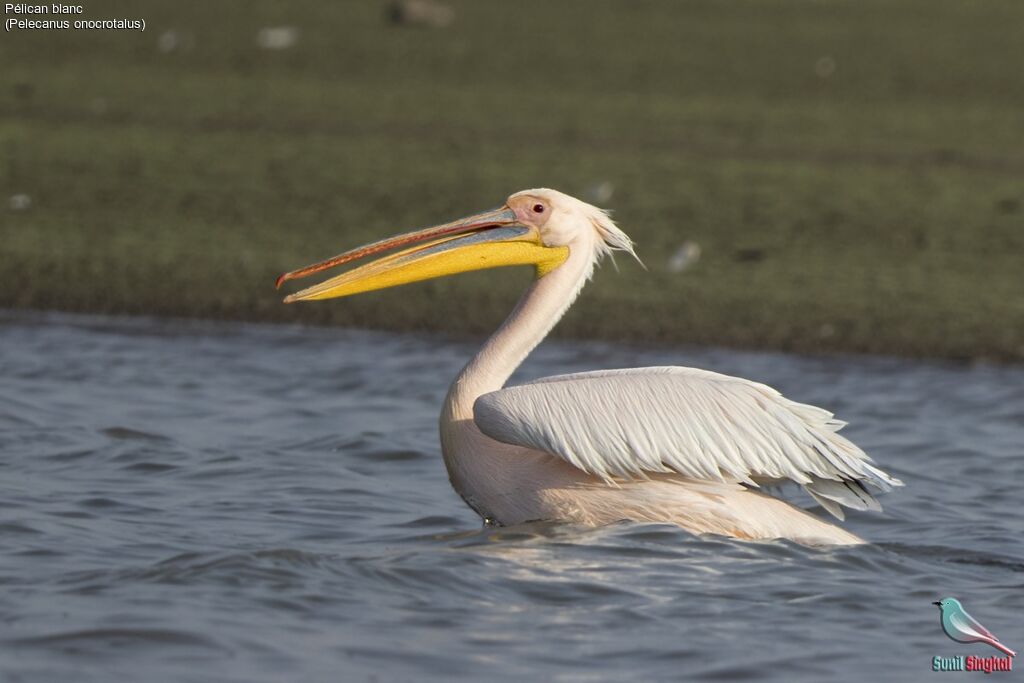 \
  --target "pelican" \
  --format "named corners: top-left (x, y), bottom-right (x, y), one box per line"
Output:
top-left (277, 189), bottom-right (902, 545)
